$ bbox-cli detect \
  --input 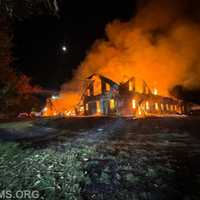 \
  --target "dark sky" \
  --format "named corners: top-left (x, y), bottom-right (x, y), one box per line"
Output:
top-left (13, 1), bottom-right (136, 90)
